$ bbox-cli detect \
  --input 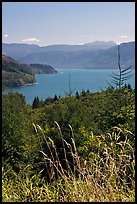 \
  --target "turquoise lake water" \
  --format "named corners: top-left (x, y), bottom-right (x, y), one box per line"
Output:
top-left (2, 69), bottom-right (135, 104)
